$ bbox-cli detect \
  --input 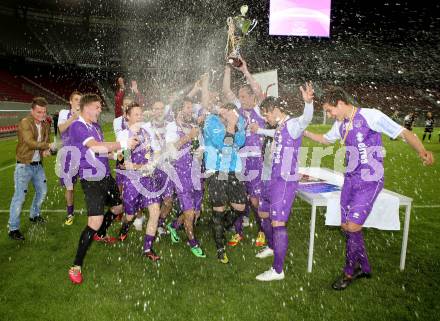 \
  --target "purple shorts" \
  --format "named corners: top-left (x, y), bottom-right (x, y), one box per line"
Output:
top-left (194, 185), bottom-right (203, 212)
top-left (116, 170), bottom-right (125, 187)
top-left (123, 193), bottom-right (147, 216)
top-left (153, 168), bottom-right (174, 201)
top-left (340, 175), bottom-right (384, 225)
top-left (259, 178), bottom-right (298, 222)
top-left (174, 167), bottom-right (203, 212)
top-left (243, 157), bottom-right (263, 198)
top-left (122, 175), bottom-right (159, 215)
